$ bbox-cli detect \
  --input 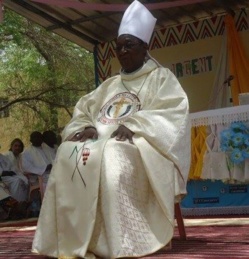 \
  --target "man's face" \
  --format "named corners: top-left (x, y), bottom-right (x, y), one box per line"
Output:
top-left (11, 142), bottom-right (23, 156)
top-left (115, 34), bottom-right (147, 73)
